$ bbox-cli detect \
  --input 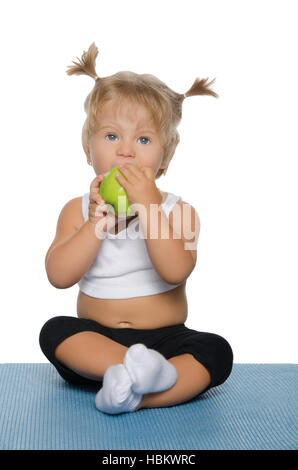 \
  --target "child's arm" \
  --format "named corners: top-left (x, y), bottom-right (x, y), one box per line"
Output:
top-left (115, 164), bottom-right (200, 286)
top-left (45, 211), bottom-right (101, 289)
top-left (45, 175), bottom-right (108, 288)
top-left (139, 200), bottom-right (200, 285)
